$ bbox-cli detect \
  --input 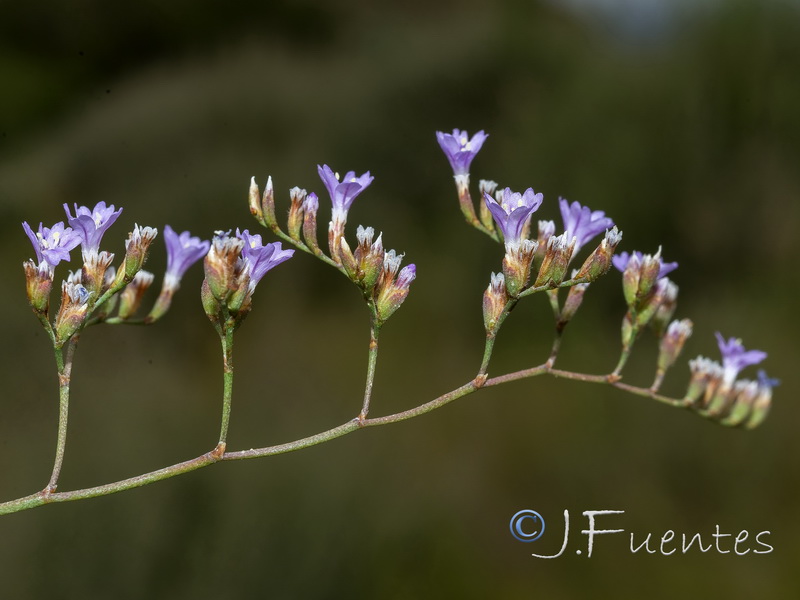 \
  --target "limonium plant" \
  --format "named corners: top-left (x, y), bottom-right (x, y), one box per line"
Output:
top-left (0, 129), bottom-right (777, 516)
